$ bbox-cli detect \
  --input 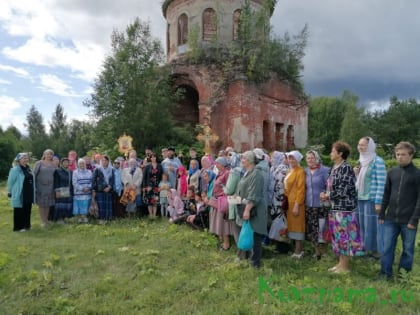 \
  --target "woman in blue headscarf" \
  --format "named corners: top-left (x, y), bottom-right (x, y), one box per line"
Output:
top-left (187, 159), bottom-right (200, 192)
top-left (7, 153), bottom-right (34, 232)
